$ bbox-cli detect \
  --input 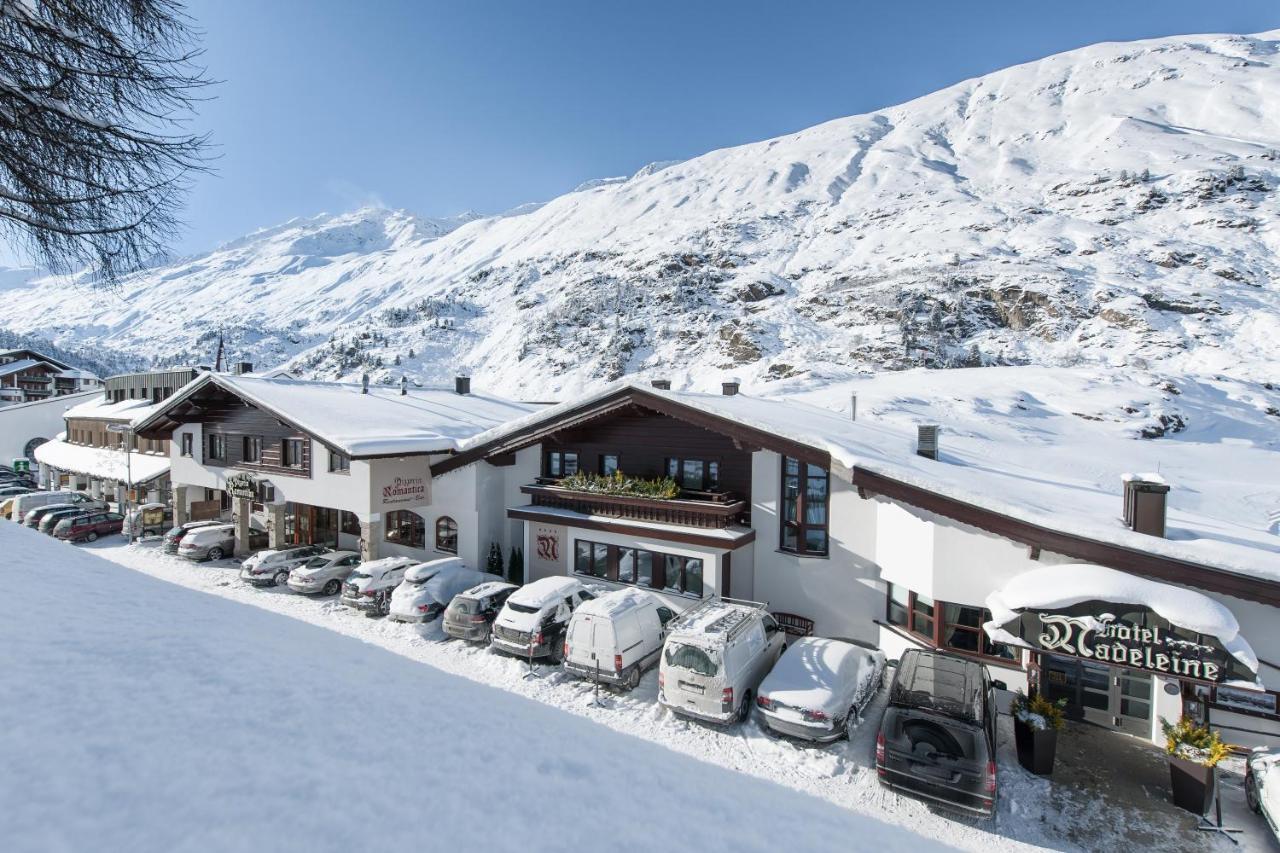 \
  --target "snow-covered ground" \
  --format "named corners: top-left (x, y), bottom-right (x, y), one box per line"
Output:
top-left (7, 523), bottom-right (1250, 852)
top-left (0, 523), bottom-right (942, 853)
